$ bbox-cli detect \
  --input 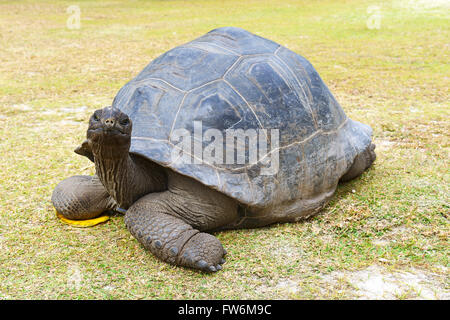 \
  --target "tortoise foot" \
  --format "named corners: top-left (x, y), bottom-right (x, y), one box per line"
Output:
top-left (179, 233), bottom-right (226, 273)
